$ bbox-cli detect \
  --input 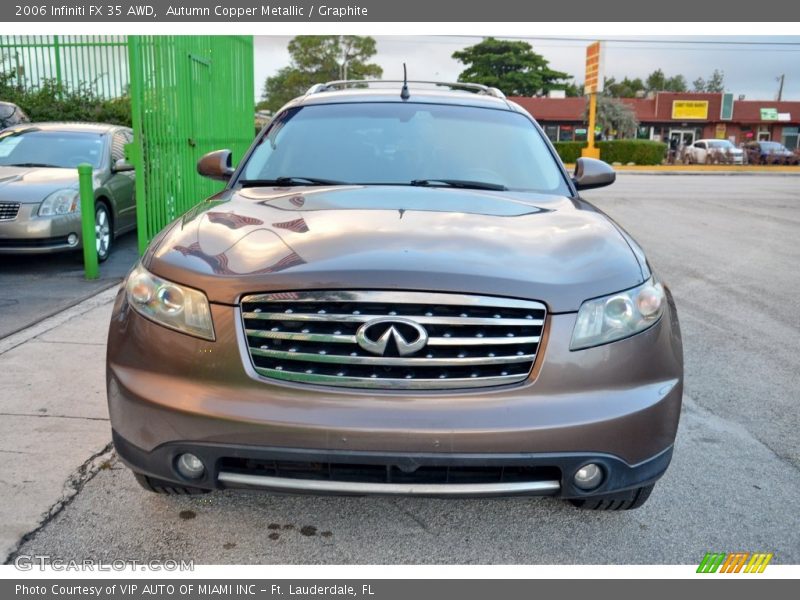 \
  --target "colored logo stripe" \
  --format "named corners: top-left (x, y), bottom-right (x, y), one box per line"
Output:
top-left (697, 553), bottom-right (726, 573)
top-left (697, 552), bottom-right (773, 573)
top-left (744, 553), bottom-right (773, 573)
